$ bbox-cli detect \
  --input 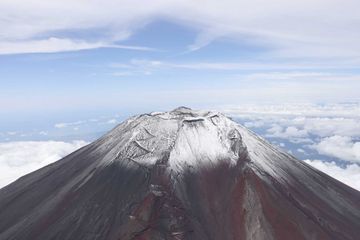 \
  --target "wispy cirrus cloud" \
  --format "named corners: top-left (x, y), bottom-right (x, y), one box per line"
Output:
top-left (111, 59), bottom-right (360, 71)
top-left (55, 120), bottom-right (86, 129)
top-left (54, 116), bottom-right (121, 129)
top-left (1, 0), bottom-right (360, 58)
top-left (0, 38), bottom-right (156, 55)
